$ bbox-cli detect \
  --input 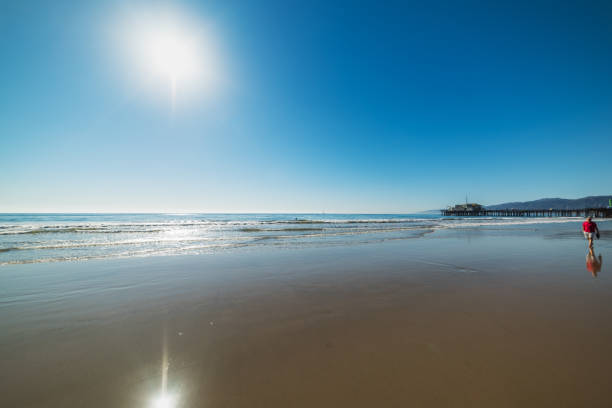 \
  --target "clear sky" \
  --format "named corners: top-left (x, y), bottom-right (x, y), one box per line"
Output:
top-left (1, 0), bottom-right (611, 213)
